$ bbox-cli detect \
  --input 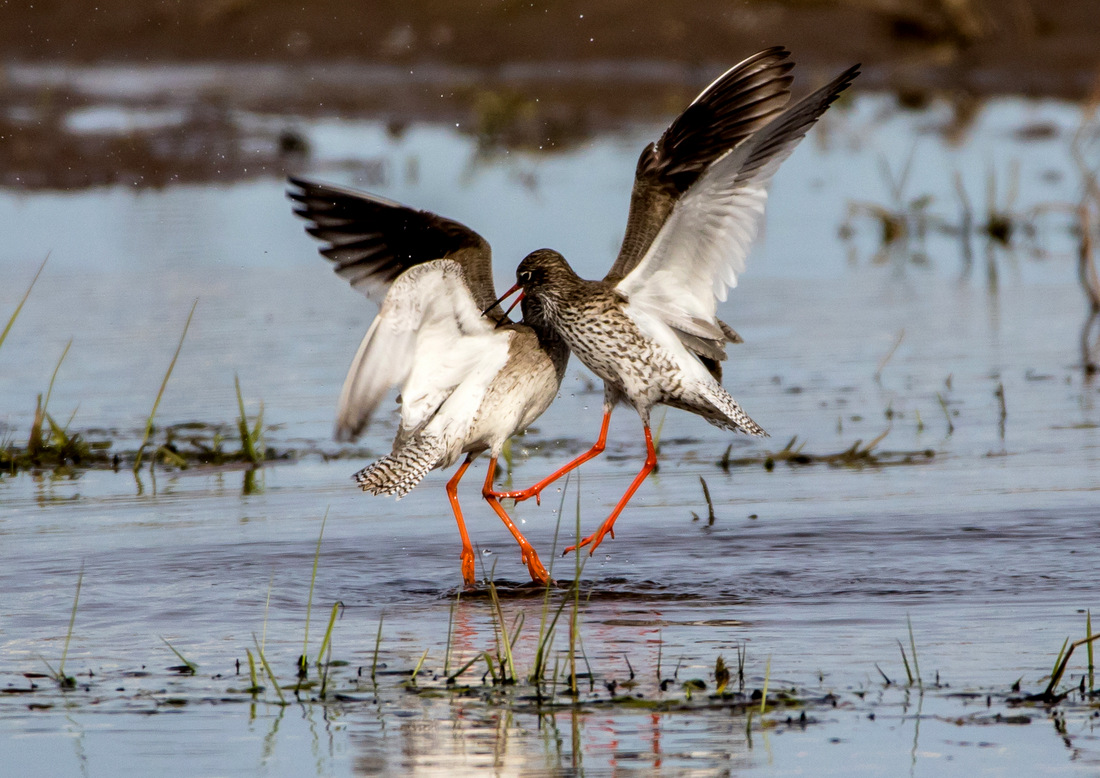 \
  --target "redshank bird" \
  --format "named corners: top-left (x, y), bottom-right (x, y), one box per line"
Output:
top-left (487, 46), bottom-right (796, 506)
top-left (493, 60), bottom-right (861, 555)
top-left (289, 177), bottom-right (569, 586)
